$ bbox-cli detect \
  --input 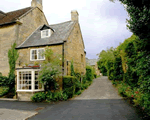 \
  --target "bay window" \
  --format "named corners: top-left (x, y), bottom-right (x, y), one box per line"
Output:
top-left (17, 69), bottom-right (44, 92)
